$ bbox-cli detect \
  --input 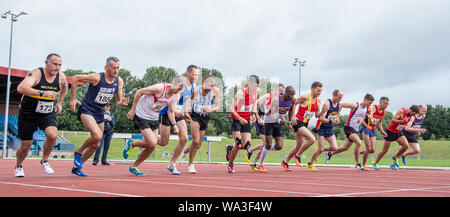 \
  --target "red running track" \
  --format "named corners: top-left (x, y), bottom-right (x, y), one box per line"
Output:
top-left (0, 159), bottom-right (449, 197)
